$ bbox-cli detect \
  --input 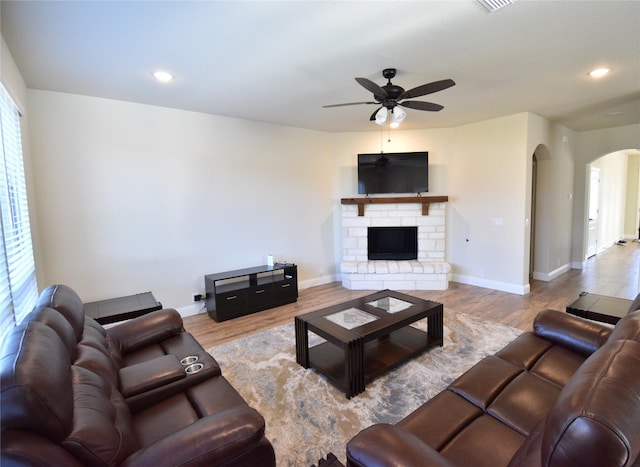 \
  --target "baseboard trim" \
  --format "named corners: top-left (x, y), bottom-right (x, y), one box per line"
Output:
top-left (532, 263), bottom-right (571, 282)
top-left (176, 303), bottom-right (206, 318)
top-left (451, 274), bottom-right (529, 295)
top-left (299, 274), bottom-right (337, 290)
